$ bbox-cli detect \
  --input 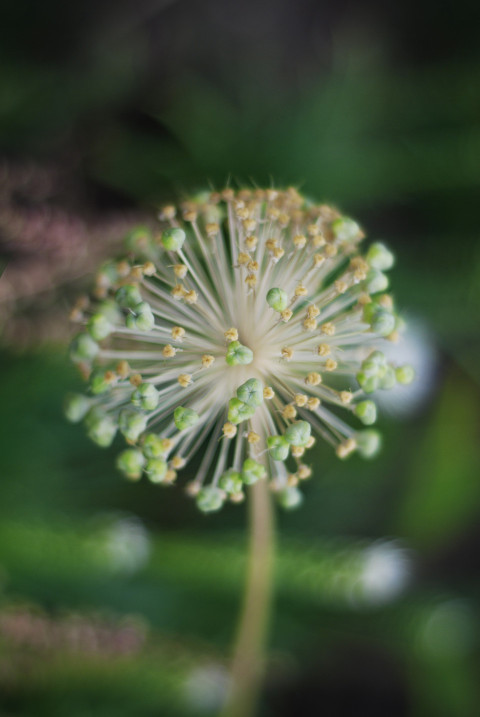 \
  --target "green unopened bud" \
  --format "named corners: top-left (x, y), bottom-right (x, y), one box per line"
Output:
top-left (142, 433), bottom-right (168, 458)
top-left (119, 409), bottom-right (148, 442)
top-left (355, 429), bottom-right (382, 458)
top-left (132, 383), bottom-right (159, 411)
top-left (379, 365), bottom-right (397, 390)
top-left (196, 486), bottom-right (225, 513)
top-left (241, 458), bottom-right (266, 485)
top-left (285, 420), bottom-right (311, 447)
top-left (331, 217), bottom-right (361, 241)
top-left (161, 227), bottom-right (186, 251)
top-left (96, 261), bottom-right (119, 288)
top-left (90, 370), bottom-right (113, 395)
top-left (87, 313), bottom-right (114, 341)
top-left (354, 400), bottom-right (377, 425)
top-left (266, 287), bottom-right (288, 312)
top-left (236, 378), bottom-right (263, 407)
top-left (145, 457), bottom-right (168, 483)
top-left (115, 284), bottom-right (142, 309)
top-left (366, 242), bottom-right (395, 271)
top-left (365, 269), bottom-right (389, 294)
top-left (69, 333), bottom-right (99, 363)
top-left (64, 393), bottom-right (90, 423)
top-left (125, 301), bottom-right (155, 331)
top-left (228, 398), bottom-right (256, 425)
top-left (125, 226), bottom-right (153, 253)
top-left (116, 449), bottom-right (145, 480)
top-left (370, 308), bottom-right (396, 337)
top-left (226, 341), bottom-right (253, 366)
top-left (277, 486), bottom-right (303, 509)
top-left (396, 364), bottom-right (415, 385)
top-left (174, 406), bottom-right (200, 431)
top-left (219, 469), bottom-right (243, 494)
top-left (84, 408), bottom-right (117, 447)
top-left (267, 435), bottom-right (290, 461)
top-left (356, 372), bottom-right (379, 393)
top-left (97, 300), bottom-right (122, 323)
